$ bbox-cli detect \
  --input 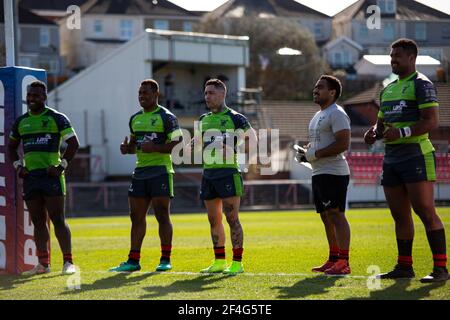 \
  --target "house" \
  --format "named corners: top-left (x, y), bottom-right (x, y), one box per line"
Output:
top-left (332, 0), bottom-right (450, 64)
top-left (0, 4), bottom-right (61, 79)
top-left (354, 54), bottom-right (441, 80)
top-left (204, 0), bottom-right (332, 46)
top-left (59, 0), bottom-right (201, 71)
top-left (322, 36), bottom-right (363, 70)
top-left (47, 29), bottom-right (249, 179)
